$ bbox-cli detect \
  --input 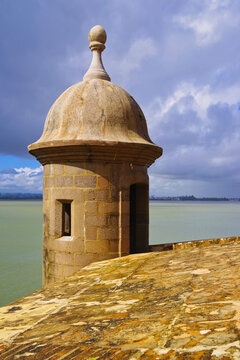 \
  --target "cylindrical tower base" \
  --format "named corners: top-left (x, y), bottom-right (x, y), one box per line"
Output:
top-left (42, 161), bottom-right (149, 286)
